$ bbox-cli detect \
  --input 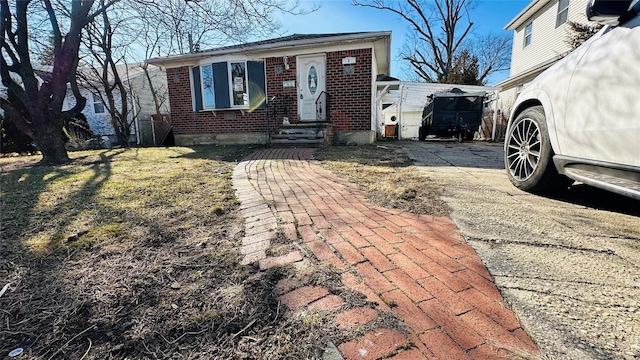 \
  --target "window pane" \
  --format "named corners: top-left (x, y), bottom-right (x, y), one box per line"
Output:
top-left (556, 0), bottom-right (569, 26)
top-left (231, 62), bottom-right (247, 106)
top-left (94, 102), bottom-right (105, 114)
top-left (202, 65), bottom-right (215, 108)
top-left (559, 0), bottom-right (569, 10)
top-left (524, 23), bottom-right (533, 47)
top-left (557, 10), bottom-right (568, 26)
top-left (93, 93), bottom-right (105, 114)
